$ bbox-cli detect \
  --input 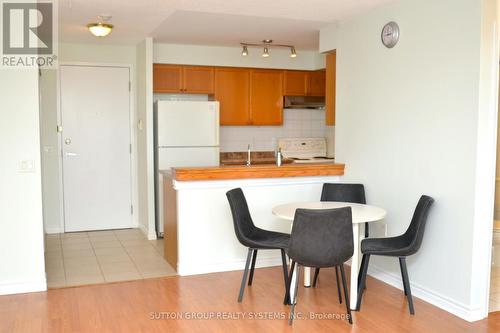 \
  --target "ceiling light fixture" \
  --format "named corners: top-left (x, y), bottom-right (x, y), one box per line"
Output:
top-left (241, 45), bottom-right (248, 56)
top-left (240, 40), bottom-right (297, 59)
top-left (87, 15), bottom-right (114, 37)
